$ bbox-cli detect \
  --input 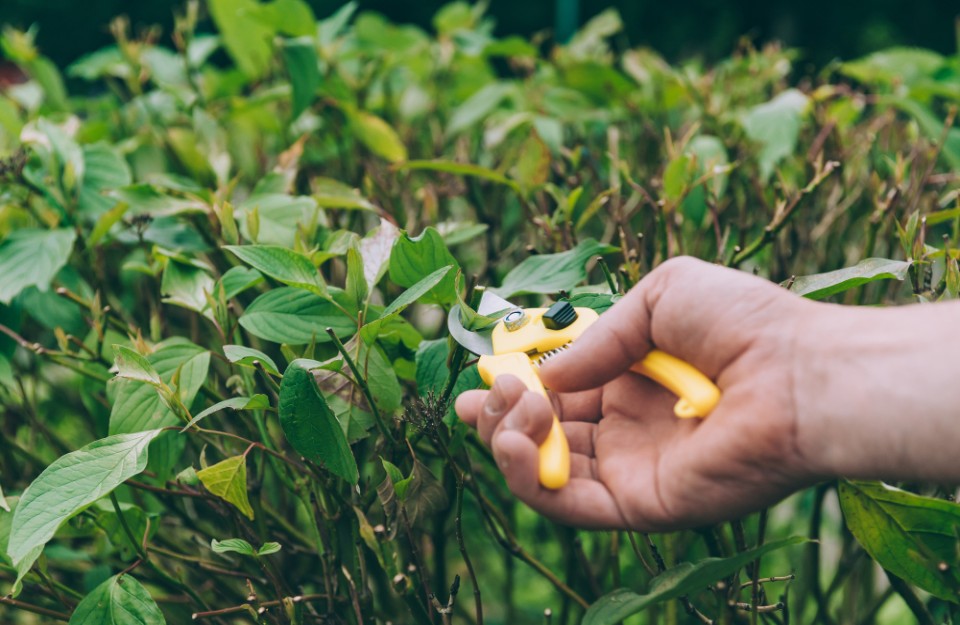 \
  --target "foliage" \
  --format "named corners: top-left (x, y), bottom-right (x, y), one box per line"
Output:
top-left (0, 2), bottom-right (959, 624)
